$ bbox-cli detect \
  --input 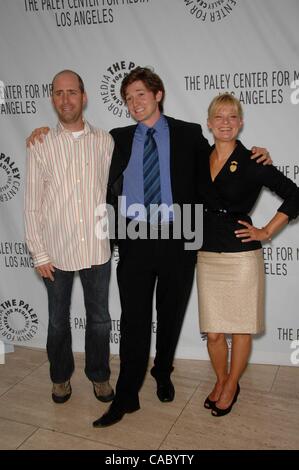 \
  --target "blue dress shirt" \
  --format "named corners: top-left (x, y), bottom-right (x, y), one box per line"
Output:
top-left (121, 115), bottom-right (174, 222)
